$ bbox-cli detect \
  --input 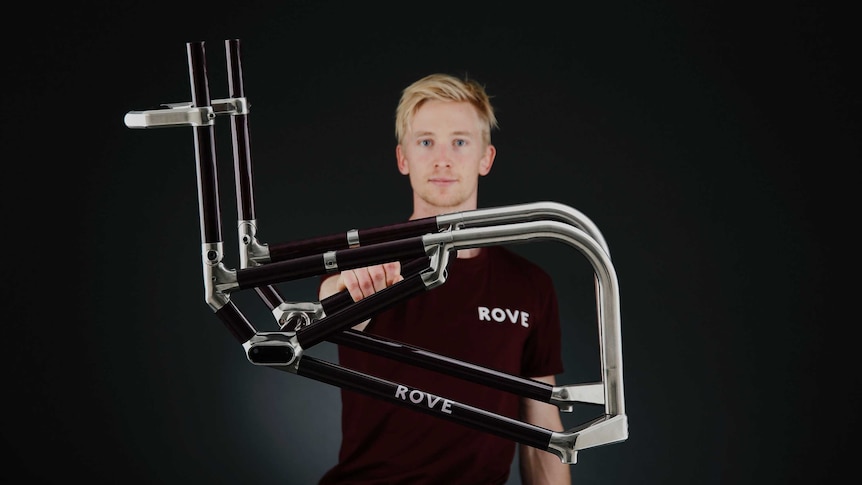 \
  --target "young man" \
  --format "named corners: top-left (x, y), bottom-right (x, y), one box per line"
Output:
top-left (318, 74), bottom-right (570, 484)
